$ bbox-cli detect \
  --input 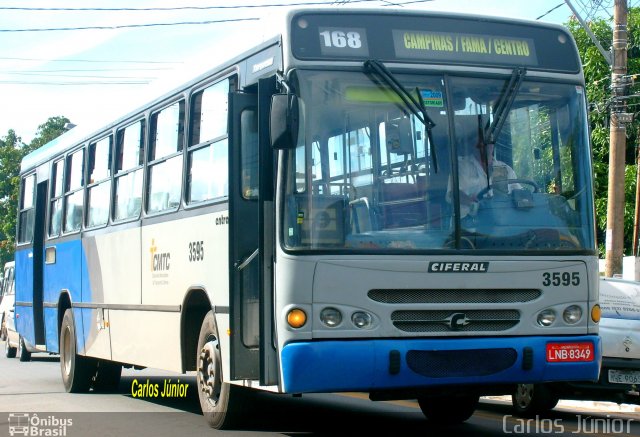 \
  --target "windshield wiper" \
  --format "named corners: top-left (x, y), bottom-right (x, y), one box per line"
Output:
top-left (364, 59), bottom-right (438, 172)
top-left (484, 67), bottom-right (526, 145)
top-left (477, 67), bottom-right (526, 197)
